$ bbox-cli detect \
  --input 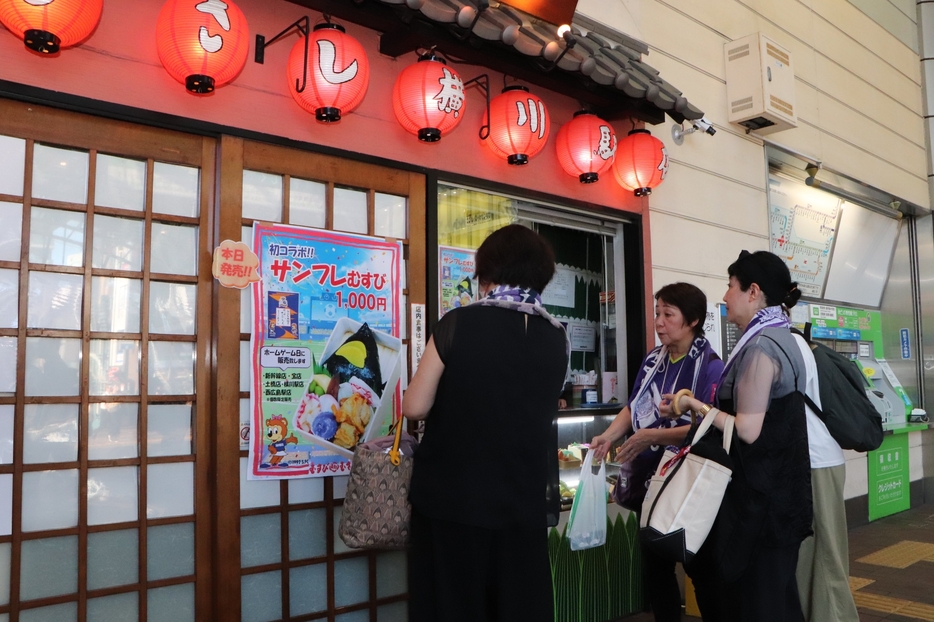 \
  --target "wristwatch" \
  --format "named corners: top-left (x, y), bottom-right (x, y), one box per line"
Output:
top-left (695, 403), bottom-right (713, 417)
